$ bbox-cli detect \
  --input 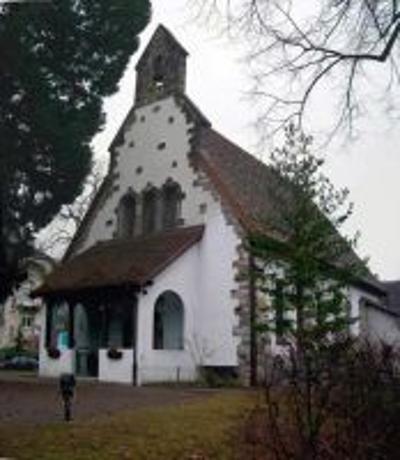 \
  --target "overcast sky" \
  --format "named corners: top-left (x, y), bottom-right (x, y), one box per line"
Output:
top-left (92, 0), bottom-right (400, 281)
